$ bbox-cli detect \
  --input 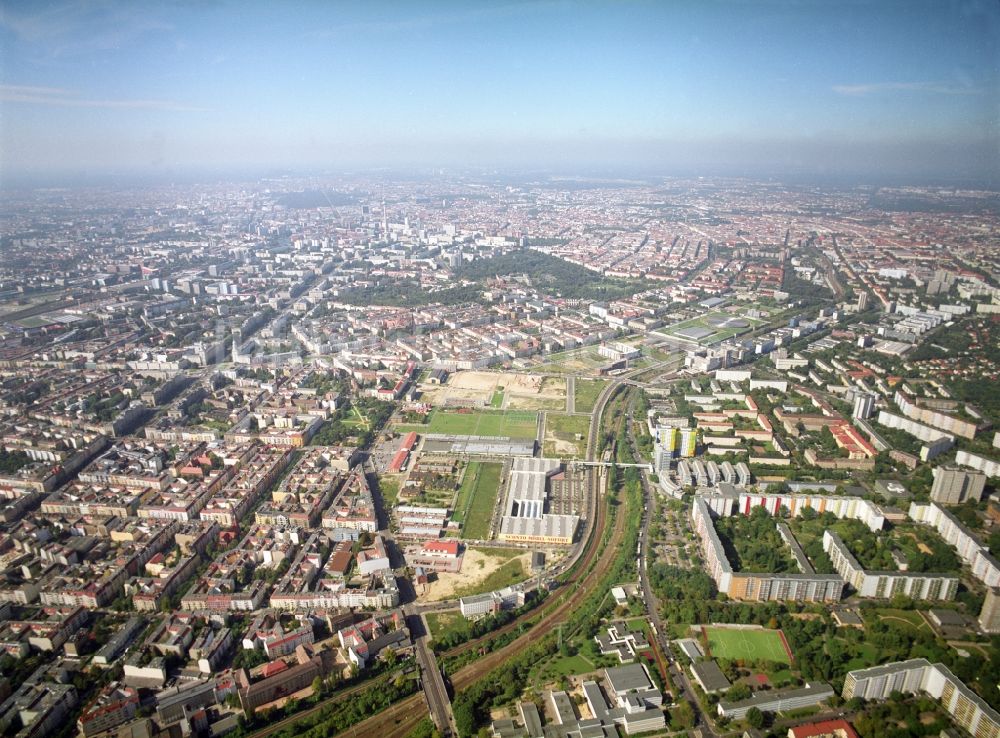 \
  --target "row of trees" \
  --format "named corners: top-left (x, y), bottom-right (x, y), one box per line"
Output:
top-left (451, 434), bottom-right (645, 736)
top-left (226, 666), bottom-right (419, 738)
top-left (433, 596), bottom-right (543, 653)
